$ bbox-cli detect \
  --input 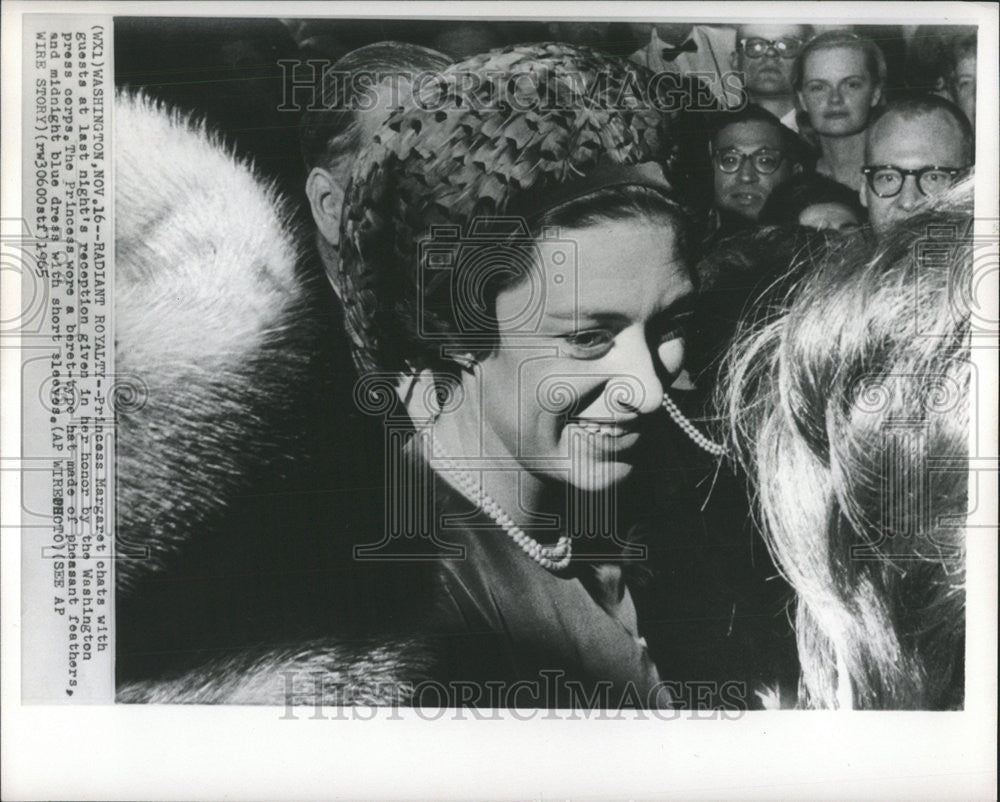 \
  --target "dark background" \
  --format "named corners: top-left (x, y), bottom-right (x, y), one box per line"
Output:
top-left (112, 16), bottom-right (968, 705)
